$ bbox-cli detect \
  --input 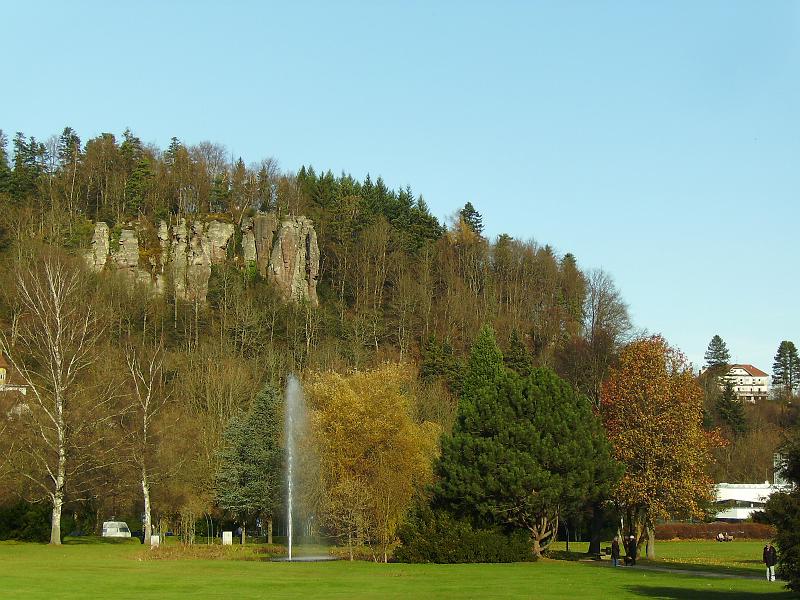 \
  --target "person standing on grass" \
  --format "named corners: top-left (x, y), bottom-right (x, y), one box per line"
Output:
top-left (611, 536), bottom-right (620, 567)
top-left (627, 535), bottom-right (637, 566)
top-left (764, 542), bottom-right (777, 581)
